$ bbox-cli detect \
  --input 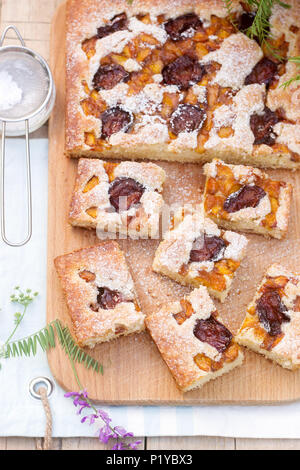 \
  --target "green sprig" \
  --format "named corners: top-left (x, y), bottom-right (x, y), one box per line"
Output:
top-left (5, 287), bottom-right (39, 346)
top-left (223, 0), bottom-right (239, 29)
top-left (245, 0), bottom-right (290, 44)
top-left (3, 320), bottom-right (103, 374)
